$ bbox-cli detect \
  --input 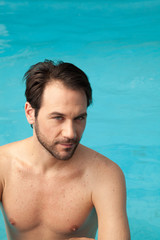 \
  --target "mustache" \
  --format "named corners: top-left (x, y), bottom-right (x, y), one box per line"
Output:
top-left (55, 139), bottom-right (78, 144)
